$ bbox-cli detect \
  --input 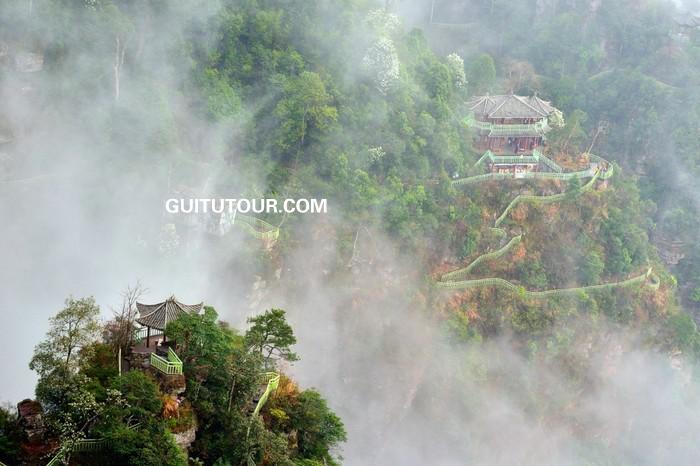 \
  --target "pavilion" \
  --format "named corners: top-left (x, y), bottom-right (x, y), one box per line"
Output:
top-left (135, 296), bottom-right (203, 348)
